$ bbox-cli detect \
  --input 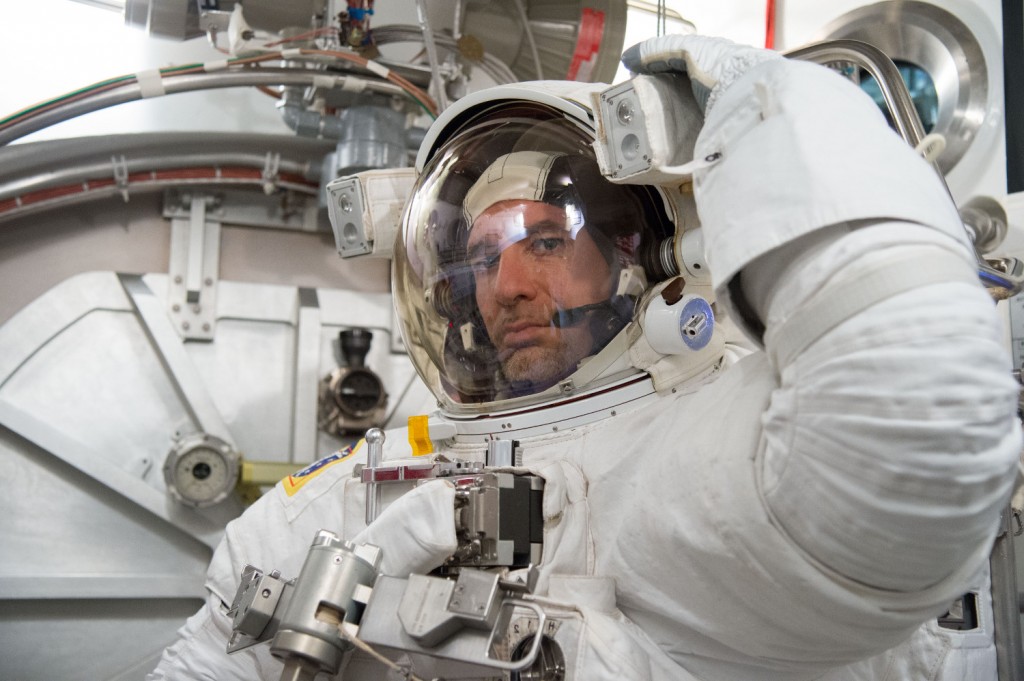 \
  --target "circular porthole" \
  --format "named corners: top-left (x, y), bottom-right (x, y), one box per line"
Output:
top-left (816, 0), bottom-right (989, 175)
